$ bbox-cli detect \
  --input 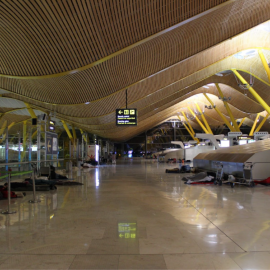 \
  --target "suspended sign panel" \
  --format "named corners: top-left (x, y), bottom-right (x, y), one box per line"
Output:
top-left (46, 132), bottom-right (58, 155)
top-left (116, 109), bottom-right (137, 126)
